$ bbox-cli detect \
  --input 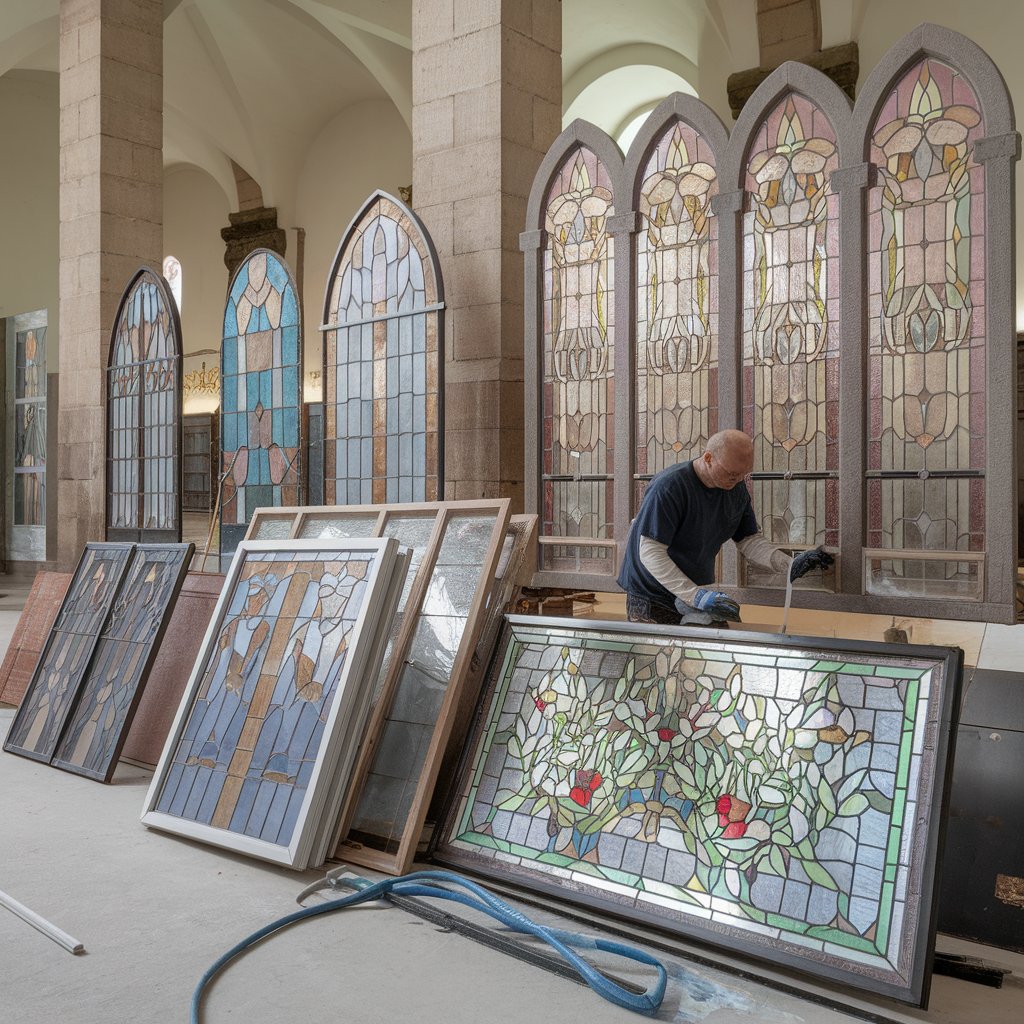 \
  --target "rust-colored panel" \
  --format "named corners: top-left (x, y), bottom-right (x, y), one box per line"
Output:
top-left (120, 572), bottom-right (225, 766)
top-left (0, 572), bottom-right (73, 707)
